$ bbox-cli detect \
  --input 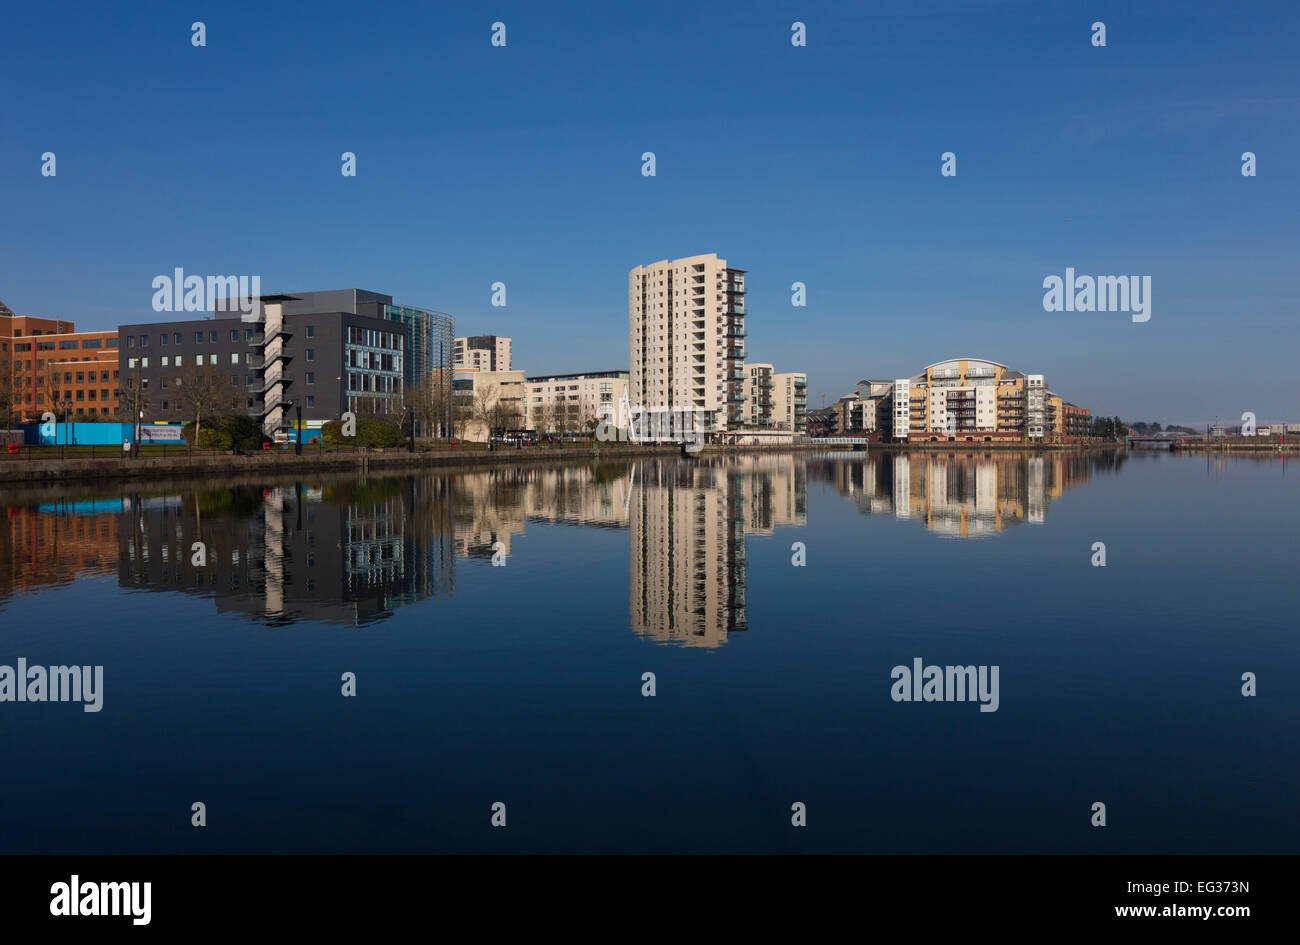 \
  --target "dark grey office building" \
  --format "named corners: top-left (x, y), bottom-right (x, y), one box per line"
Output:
top-left (118, 289), bottom-right (453, 435)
